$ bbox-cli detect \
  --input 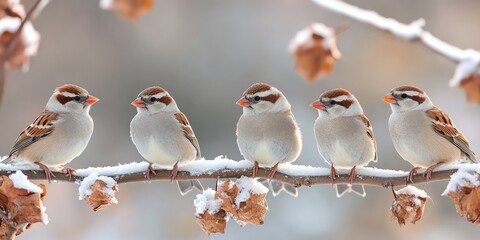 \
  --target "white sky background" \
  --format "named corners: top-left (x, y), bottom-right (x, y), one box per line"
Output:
top-left (0, 0), bottom-right (479, 239)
